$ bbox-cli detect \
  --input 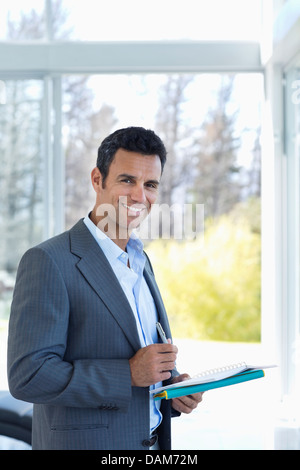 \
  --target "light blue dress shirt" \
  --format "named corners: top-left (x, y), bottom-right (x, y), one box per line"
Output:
top-left (83, 215), bottom-right (162, 433)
